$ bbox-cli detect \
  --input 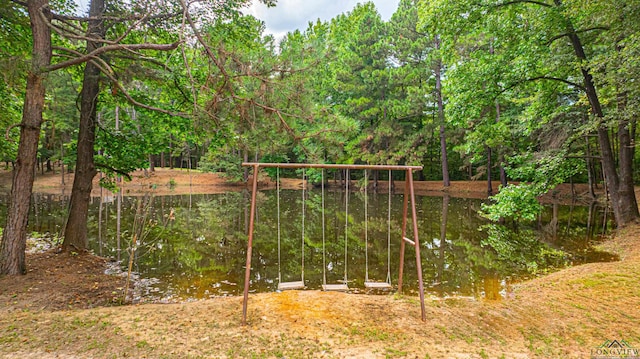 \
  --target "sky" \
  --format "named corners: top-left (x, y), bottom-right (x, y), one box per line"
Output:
top-left (245, 0), bottom-right (401, 40)
top-left (74, 0), bottom-right (401, 39)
